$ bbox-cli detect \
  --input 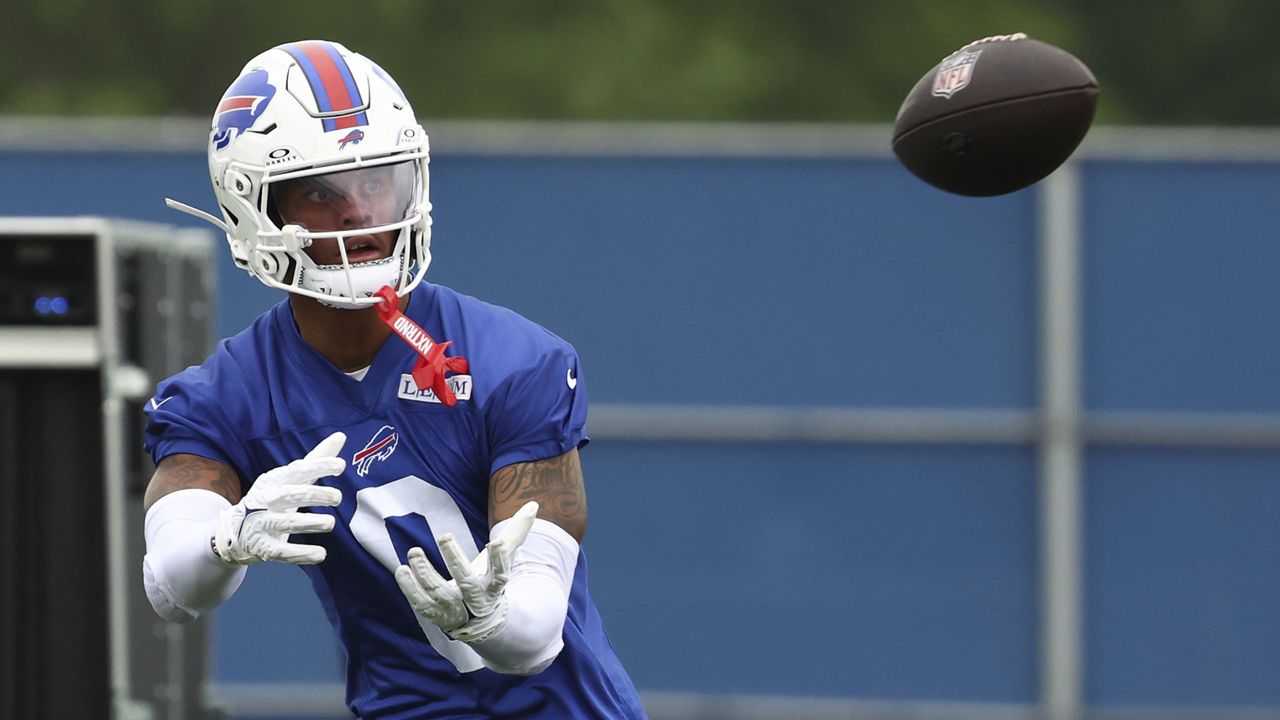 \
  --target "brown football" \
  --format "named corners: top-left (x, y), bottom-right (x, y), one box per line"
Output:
top-left (892, 34), bottom-right (1099, 197)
